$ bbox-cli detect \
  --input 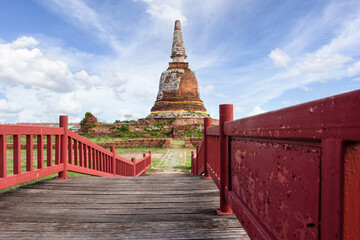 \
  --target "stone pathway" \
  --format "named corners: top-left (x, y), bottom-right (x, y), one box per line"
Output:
top-left (157, 149), bottom-right (188, 169)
